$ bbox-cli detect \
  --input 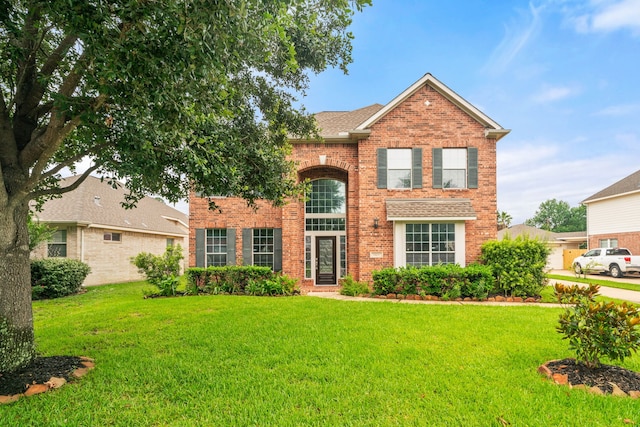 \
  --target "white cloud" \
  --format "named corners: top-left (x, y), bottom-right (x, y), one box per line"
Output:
top-left (483, 3), bottom-right (545, 74)
top-left (566, 0), bottom-right (640, 35)
top-left (593, 103), bottom-right (640, 116)
top-left (531, 84), bottom-right (580, 103)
